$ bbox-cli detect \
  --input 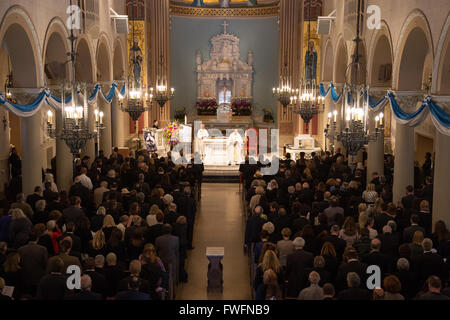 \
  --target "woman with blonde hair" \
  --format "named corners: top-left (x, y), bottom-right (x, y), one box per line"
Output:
top-left (88, 230), bottom-right (107, 257)
top-left (147, 205), bottom-right (161, 227)
top-left (409, 230), bottom-right (424, 260)
top-left (253, 250), bottom-right (283, 293)
top-left (9, 208), bottom-right (33, 249)
top-left (102, 214), bottom-right (116, 242)
top-left (3, 252), bottom-right (22, 299)
top-left (358, 203), bottom-right (368, 230)
top-left (339, 217), bottom-right (359, 247)
top-left (255, 269), bottom-right (283, 300)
